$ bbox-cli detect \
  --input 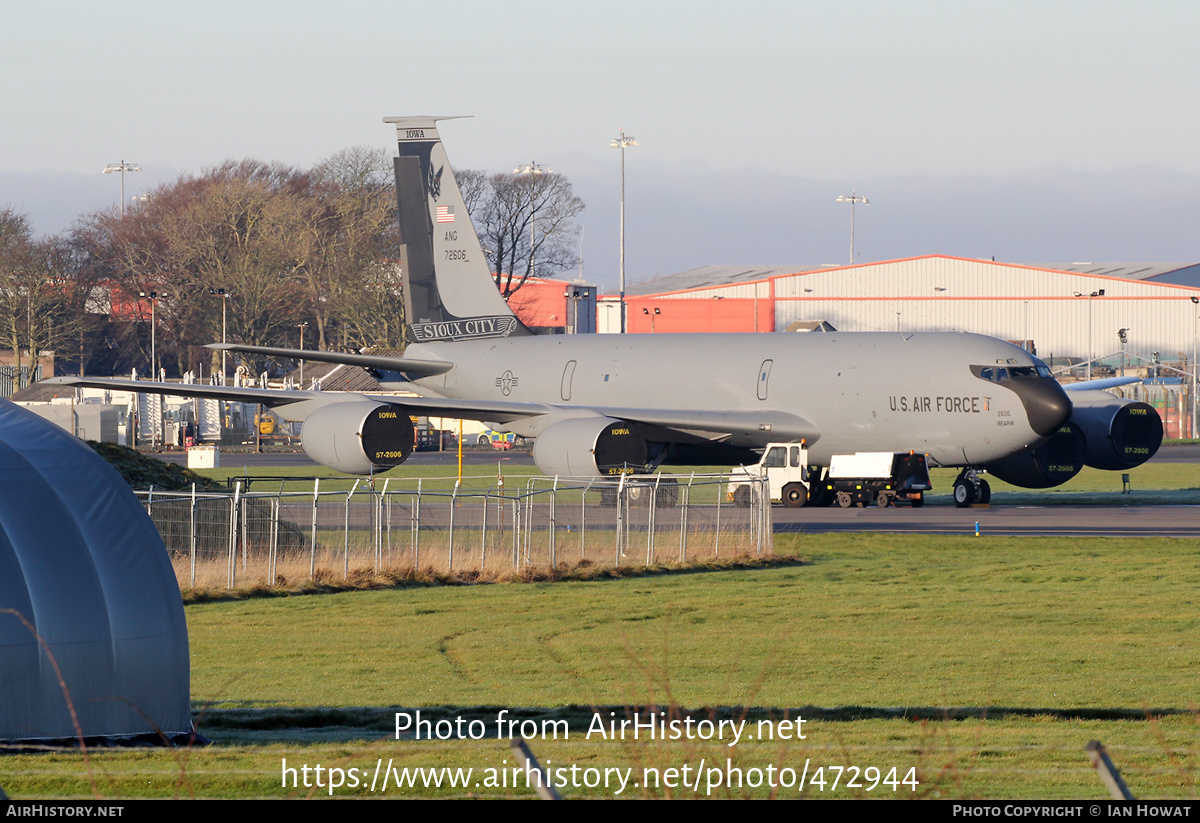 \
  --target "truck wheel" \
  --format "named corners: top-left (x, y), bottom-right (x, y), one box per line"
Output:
top-left (953, 480), bottom-right (973, 508)
top-left (782, 483), bottom-right (807, 508)
top-left (836, 491), bottom-right (853, 508)
top-left (876, 492), bottom-right (891, 508)
top-left (733, 486), bottom-right (752, 508)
